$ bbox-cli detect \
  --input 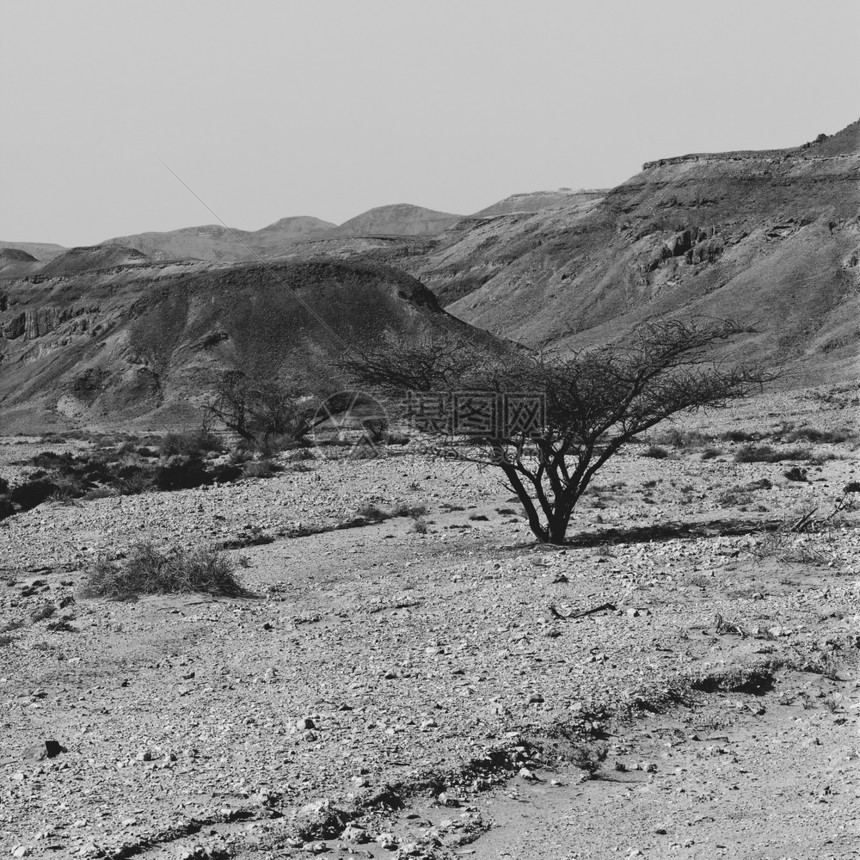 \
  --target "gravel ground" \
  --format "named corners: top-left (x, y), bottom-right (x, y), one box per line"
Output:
top-left (1, 393), bottom-right (859, 859)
